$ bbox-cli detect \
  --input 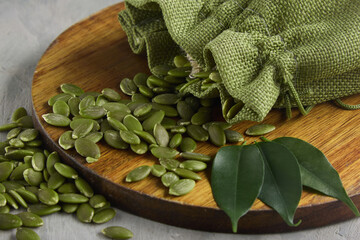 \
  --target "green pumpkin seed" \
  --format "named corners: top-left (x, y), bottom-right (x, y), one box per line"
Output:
top-left (192, 71), bottom-right (211, 78)
top-left (163, 75), bottom-right (185, 84)
top-left (9, 189), bottom-right (28, 208)
top-left (191, 110), bottom-right (212, 126)
top-left (72, 121), bottom-right (93, 139)
top-left (174, 55), bottom-right (189, 67)
top-left (151, 103), bottom-right (178, 117)
top-left (79, 106), bottom-right (106, 119)
top-left (24, 156), bottom-right (33, 164)
top-left (25, 186), bottom-right (39, 195)
top-left (0, 213), bottom-right (22, 230)
top-left (84, 131), bottom-right (103, 143)
top-left (180, 137), bottom-right (197, 152)
top-left (16, 212), bottom-right (43, 228)
top-left (123, 115), bottom-right (143, 131)
top-left (9, 138), bottom-right (25, 148)
top-left (16, 227), bottom-right (41, 240)
top-left (152, 93), bottom-right (181, 105)
top-left (62, 203), bottom-right (79, 213)
top-left (161, 172), bottom-right (179, 187)
top-left (245, 124), bottom-right (276, 136)
top-left (0, 161), bottom-right (14, 181)
top-left (75, 138), bottom-right (101, 159)
top-left (147, 75), bottom-right (172, 88)
top-left (15, 188), bottom-right (38, 204)
top-left (151, 146), bottom-right (179, 159)
top-left (39, 182), bottom-right (48, 190)
top-left (28, 203), bottom-right (61, 216)
top-left (222, 97), bottom-right (233, 118)
top-left (53, 100), bottom-right (70, 117)
top-left (89, 194), bottom-right (107, 208)
top-left (58, 131), bottom-right (75, 150)
top-left (208, 71), bottom-right (222, 83)
top-left (177, 101), bottom-right (194, 120)
top-left (138, 85), bottom-right (154, 98)
top-left (70, 118), bottom-right (100, 131)
top-left (100, 119), bottom-right (114, 132)
top-left (0, 183), bottom-right (5, 193)
top-left (93, 207), bottom-right (116, 224)
top-left (26, 140), bottom-right (42, 148)
top-left (169, 133), bottom-right (182, 149)
top-left (0, 193), bottom-right (6, 207)
top-left (42, 113), bottom-right (71, 127)
top-left (4, 193), bottom-right (18, 209)
top-left (186, 125), bottom-right (209, 142)
top-left (208, 124), bottom-right (226, 147)
top-left (169, 179), bottom-right (196, 196)
top-left (142, 110), bottom-right (165, 131)
top-left (96, 95), bottom-right (109, 107)
top-left (16, 115), bottom-right (34, 128)
top-left (0, 205), bottom-right (10, 213)
top-left (104, 130), bottom-right (129, 149)
top-left (130, 141), bottom-right (148, 155)
top-left (9, 163), bottom-right (31, 180)
top-left (151, 164), bottom-right (166, 177)
top-left (7, 127), bottom-right (22, 140)
top-left (47, 172), bottom-right (66, 190)
top-left (68, 97), bottom-right (81, 116)
top-left (125, 166), bottom-right (151, 183)
top-left (102, 88), bottom-right (121, 101)
top-left (23, 168), bottom-right (43, 186)
top-left (31, 152), bottom-right (45, 172)
top-left (54, 162), bottom-right (78, 179)
top-left (168, 67), bottom-right (192, 78)
top-left (57, 182), bottom-right (78, 194)
top-left (38, 188), bottom-right (59, 205)
top-left (61, 83), bottom-right (84, 96)
top-left (133, 130), bottom-right (156, 145)
top-left (174, 168), bottom-right (201, 181)
top-left (79, 95), bottom-right (95, 111)
top-left (153, 123), bottom-right (169, 147)
top-left (159, 118), bottom-right (176, 130)
top-left (11, 107), bottom-right (28, 122)
top-left (151, 64), bottom-right (172, 76)
top-left (202, 121), bottom-right (232, 131)
top-left (120, 78), bottom-right (137, 96)
top-left (120, 130), bottom-right (141, 145)
top-left (59, 193), bottom-right (88, 204)
top-left (131, 93), bottom-right (150, 104)
top-left (133, 103), bottom-right (152, 117)
top-left (224, 129), bottom-right (244, 143)
top-left (133, 73), bottom-right (148, 87)
top-left (75, 177), bottom-right (94, 198)
top-left (159, 158), bottom-right (180, 171)
top-left (2, 181), bottom-right (25, 191)
top-left (107, 117), bottom-right (128, 131)
top-left (0, 123), bottom-right (19, 132)
top-left (5, 149), bottom-right (33, 160)
top-left (76, 203), bottom-right (94, 223)
top-left (86, 156), bottom-right (98, 163)
top-left (101, 226), bottom-right (133, 240)
top-left (94, 201), bottom-right (111, 214)
top-left (226, 101), bottom-right (244, 119)
top-left (179, 152), bottom-right (212, 162)
top-left (48, 93), bottom-right (73, 106)
top-left (46, 152), bottom-right (60, 175)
